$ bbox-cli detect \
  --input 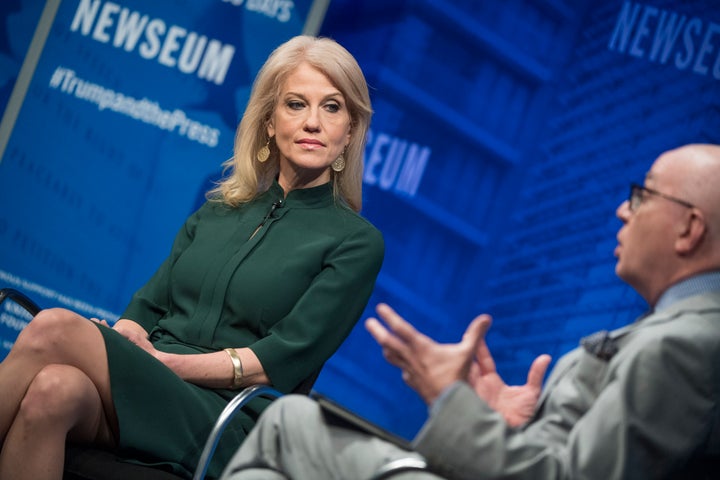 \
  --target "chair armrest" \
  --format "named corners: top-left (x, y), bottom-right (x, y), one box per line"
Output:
top-left (0, 288), bottom-right (41, 316)
top-left (192, 385), bottom-right (283, 480)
